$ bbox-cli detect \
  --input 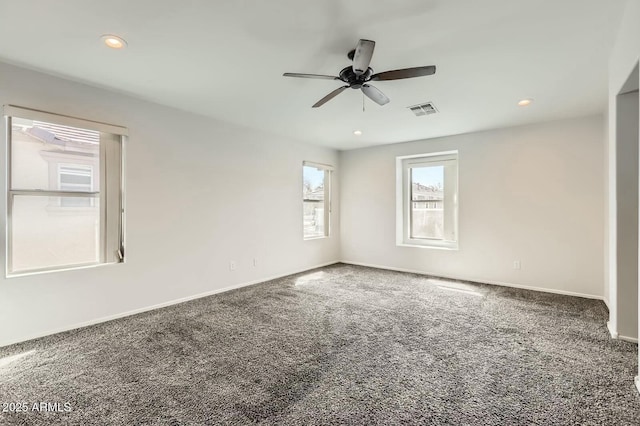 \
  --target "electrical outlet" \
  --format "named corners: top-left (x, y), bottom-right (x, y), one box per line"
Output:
top-left (513, 260), bottom-right (521, 270)
top-left (229, 261), bottom-right (236, 271)
top-left (253, 258), bottom-right (258, 267)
